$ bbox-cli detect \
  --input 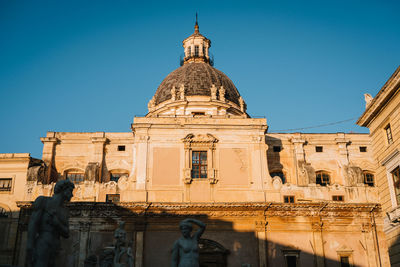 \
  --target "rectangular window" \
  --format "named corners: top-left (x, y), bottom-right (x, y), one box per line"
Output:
top-left (385, 124), bottom-right (393, 144)
top-left (359, 146), bottom-right (367, 152)
top-left (340, 256), bottom-right (350, 267)
top-left (194, 45), bottom-right (199, 57)
top-left (316, 146), bottom-right (323, 152)
top-left (0, 178), bottom-right (12, 191)
top-left (106, 194), bottom-right (120, 203)
top-left (332, 195), bottom-right (344, 201)
top-left (118, 145), bottom-right (126, 151)
top-left (392, 166), bottom-right (400, 204)
top-left (284, 195), bottom-right (295, 203)
top-left (192, 112), bottom-right (205, 116)
top-left (191, 151), bottom-right (207, 178)
top-left (273, 146), bottom-right (281, 152)
top-left (66, 173), bottom-right (84, 184)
